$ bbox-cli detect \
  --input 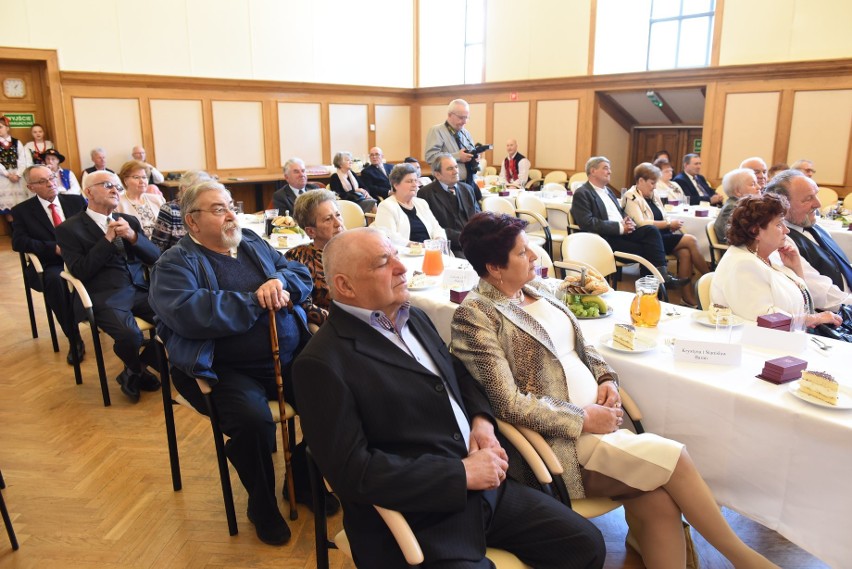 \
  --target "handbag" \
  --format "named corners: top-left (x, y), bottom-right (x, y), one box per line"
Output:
top-left (813, 304), bottom-right (852, 343)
